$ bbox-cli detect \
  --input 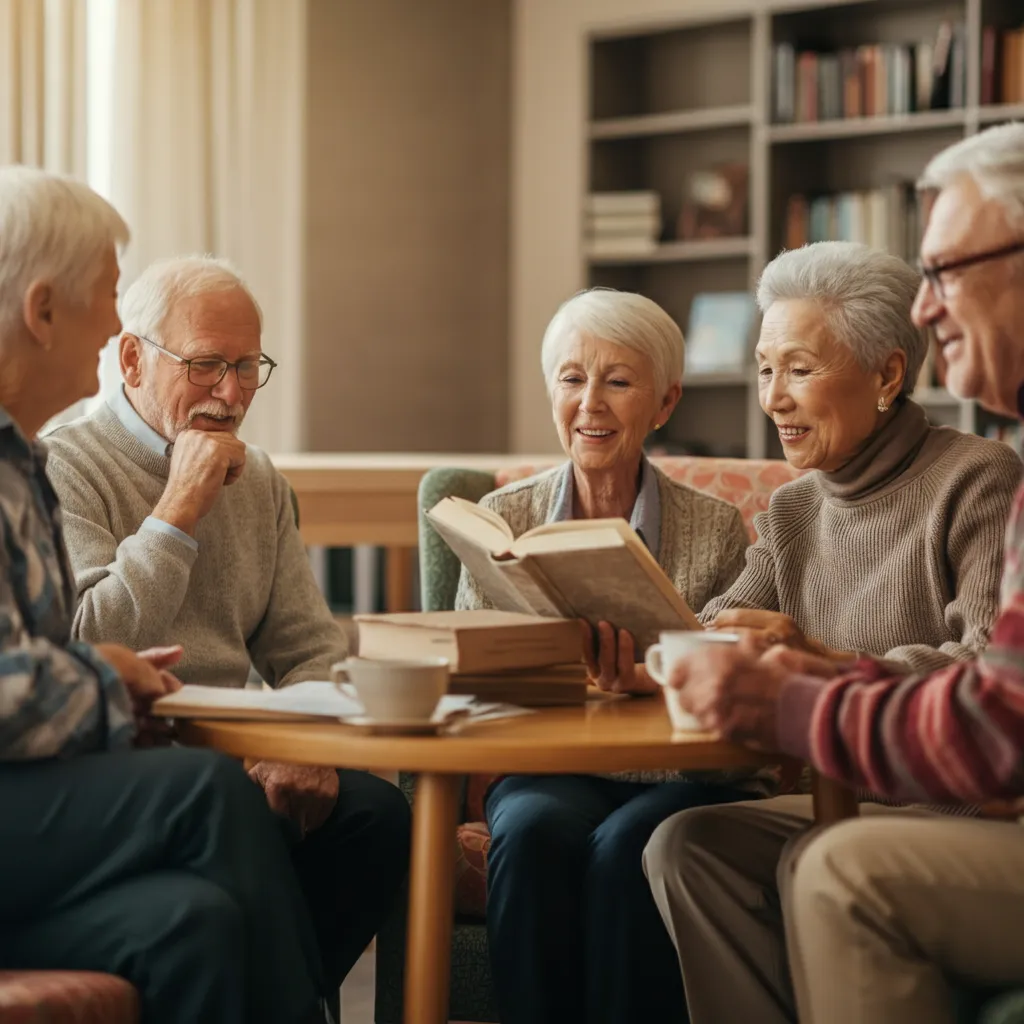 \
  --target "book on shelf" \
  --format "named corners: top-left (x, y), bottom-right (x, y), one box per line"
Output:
top-left (585, 191), bottom-right (660, 216)
top-left (677, 163), bottom-right (748, 241)
top-left (784, 183), bottom-right (919, 262)
top-left (685, 292), bottom-right (757, 375)
top-left (585, 191), bottom-right (661, 257)
top-left (991, 25), bottom-right (1024, 104)
top-left (425, 496), bottom-right (701, 650)
top-left (771, 22), bottom-right (966, 124)
top-left (354, 609), bottom-right (582, 674)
